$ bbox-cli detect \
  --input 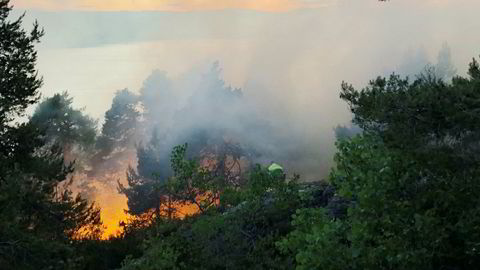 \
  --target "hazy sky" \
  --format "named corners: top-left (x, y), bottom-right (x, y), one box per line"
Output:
top-left (14, 0), bottom-right (336, 11)
top-left (12, 0), bottom-right (463, 12)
